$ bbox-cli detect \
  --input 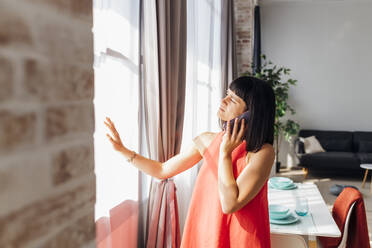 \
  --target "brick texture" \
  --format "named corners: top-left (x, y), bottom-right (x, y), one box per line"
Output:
top-left (0, 57), bottom-right (13, 102)
top-left (46, 104), bottom-right (94, 141)
top-left (0, 156), bottom-right (51, 216)
top-left (234, 0), bottom-right (254, 75)
top-left (24, 59), bottom-right (94, 102)
top-left (52, 144), bottom-right (94, 185)
top-left (0, 3), bottom-right (32, 47)
top-left (33, 0), bottom-right (93, 22)
top-left (0, 0), bottom-right (95, 247)
top-left (0, 181), bottom-right (95, 248)
top-left (39, 212), bottom-right (96, 248)
top-left (35, 19), bottom-right (94, 65)
top-left (0, 111), bottom-right (36, 153)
